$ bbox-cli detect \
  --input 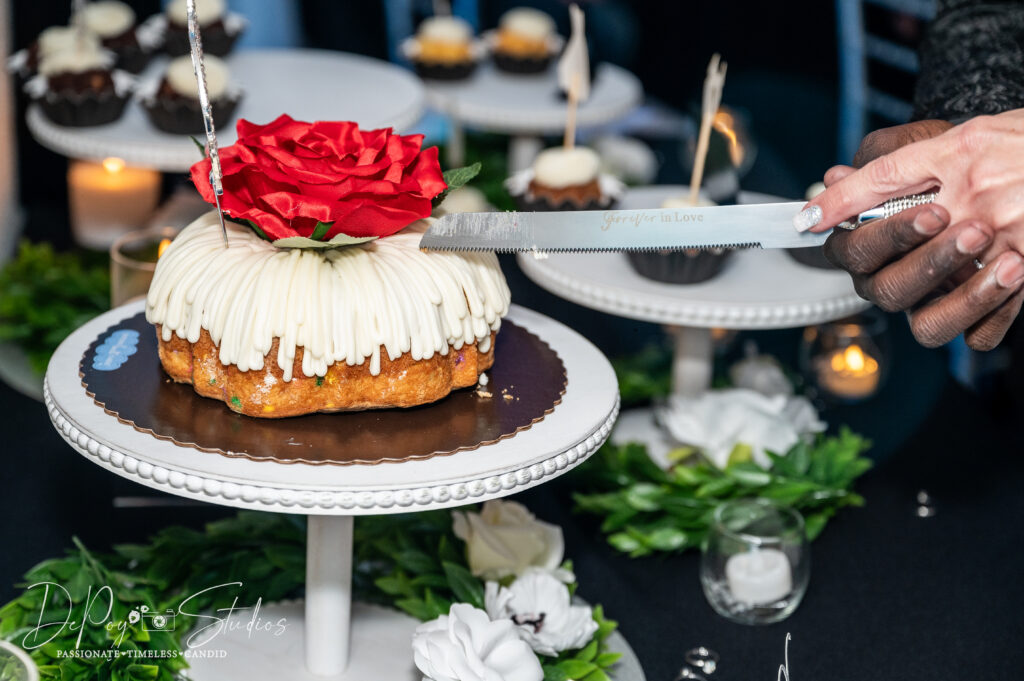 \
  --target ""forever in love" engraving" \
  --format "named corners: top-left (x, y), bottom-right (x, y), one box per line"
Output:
top-left (600, 210), bottom-right (704, 231)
